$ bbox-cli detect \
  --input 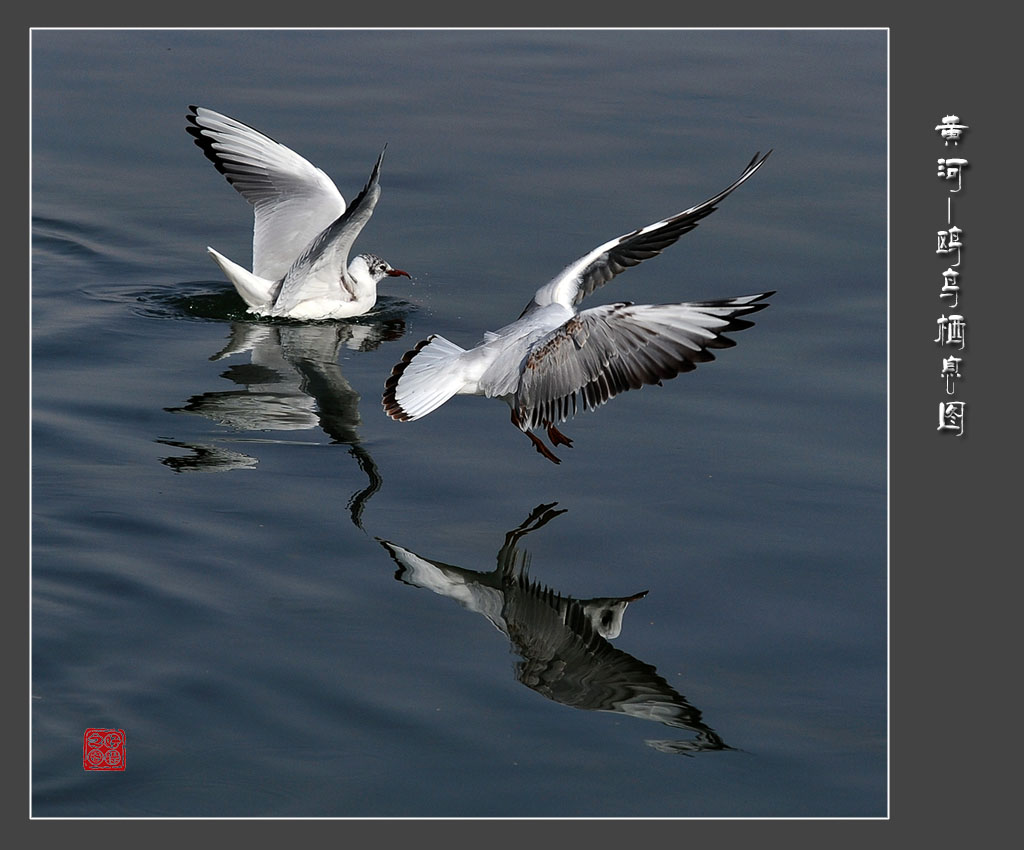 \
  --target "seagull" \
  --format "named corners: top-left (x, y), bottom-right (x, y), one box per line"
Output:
top-left (185, 105), bottom-right (409, 320)
top-left (382, 151), bottom-right (774, 463)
